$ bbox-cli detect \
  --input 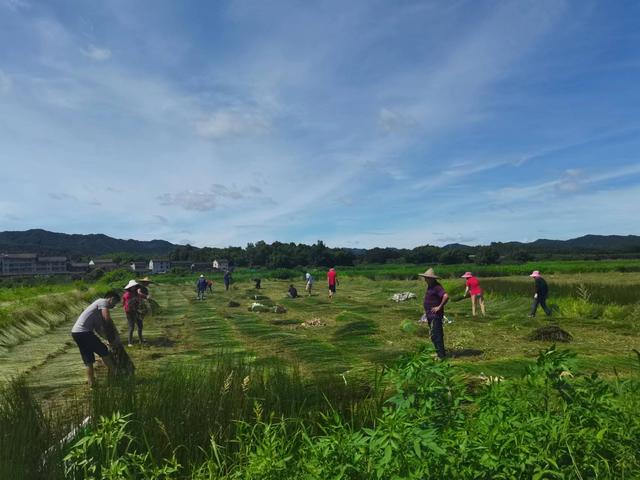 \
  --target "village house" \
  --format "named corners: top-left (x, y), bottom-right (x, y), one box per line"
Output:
top-left (88, 259), bottom-right (119, 271)
top-left (213, 259), bottom-right (229, 271)
top-left (0, 253), bottom-right (68, 276)
top-left (35, 256), bottom-right (67, 274)
top-left (149, 259), bottom-right (171, 274)
top-left (68, 261), bottom-right (90, 273)
top-left (130, 261), bottom-right (150, 273)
